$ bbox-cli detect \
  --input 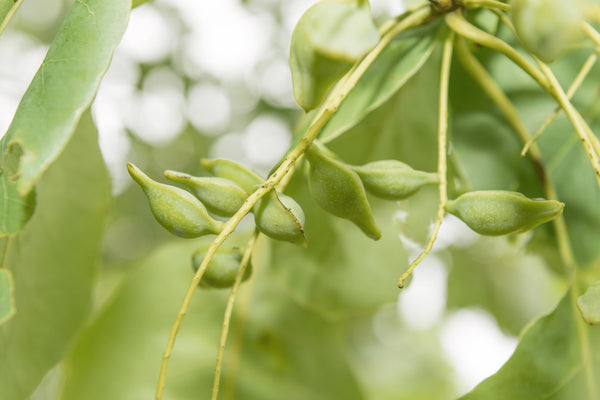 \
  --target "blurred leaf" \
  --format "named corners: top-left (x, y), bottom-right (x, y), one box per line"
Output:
top-left (63, 235), bottom-right (365, 400)
top-left (0, 268), bottom-right (15, 325)
top-left (460, 288), bottom-right (600, 400)
top-left (577, 281), bottom-right (600, 325)
top-left (290, 0), bottom-right (379, 111)
top-left (0, 0), bottom-right (130, 235)
top-left (447, 236), bottom-right (566, 335)
top-left (61, 240), bottom-right (226, 400)
top-left (319, 23), bottom-right (440, 144)
top-left (0, 111), bottom-right (111, 399)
